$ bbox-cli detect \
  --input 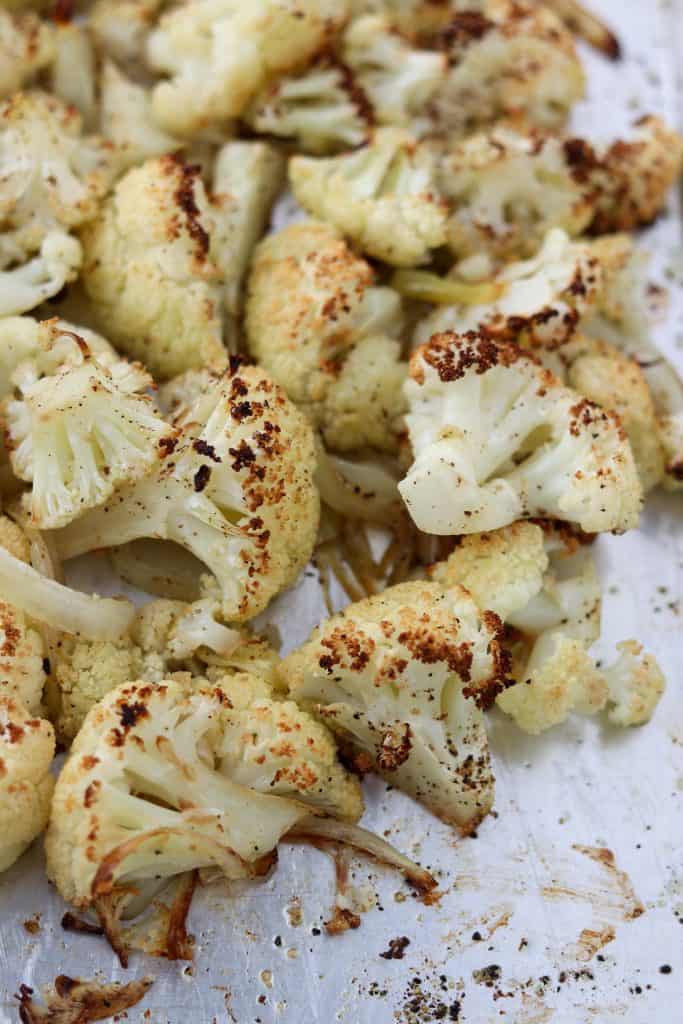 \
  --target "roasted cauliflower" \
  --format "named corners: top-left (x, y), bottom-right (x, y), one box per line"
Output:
top-left (147, 0), bottom-right (350, 137)
top-left (282, 580), bottom-right (510, 831)
top-left (57, 362), bottom-right (320, 624)
top-left (0, 694), bottom-right (54, 872)
top-left (2, 323), bottom-right (173, 528)
top-left (80, 155), bottom-right (228, 379)
top-left (45, 674), bottom-right (362, 959)
top-left (400, 331), bottom-right (642, 536)
top-left (604, 640), bottom-right (666, 727)
top-left (244, 58), bottom-right (371, 155)
top-left (0, 9), bottom-right (53, 100)
top-left (99, 62), bottom-right (182, 170)
top-left (0, 598), bottom-right (46, 715)
top-left (245, 221), bottom-right (406, 452)
top-left (289, 128), bottom-right (448, 267)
